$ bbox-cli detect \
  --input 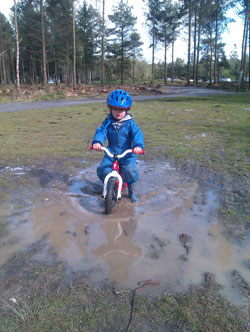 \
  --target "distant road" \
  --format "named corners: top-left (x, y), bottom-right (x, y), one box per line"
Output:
top-left (0, 87), bottom-right (237, 113)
